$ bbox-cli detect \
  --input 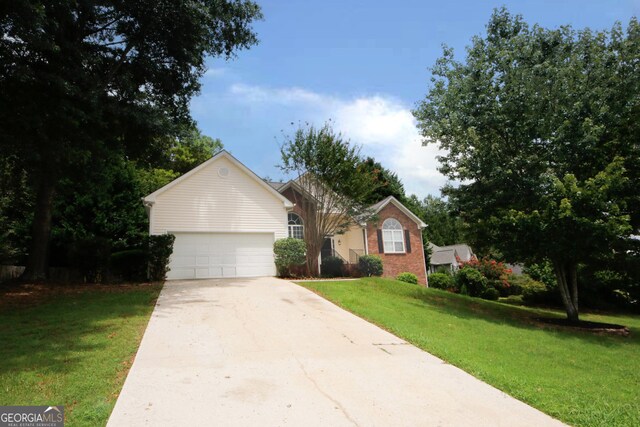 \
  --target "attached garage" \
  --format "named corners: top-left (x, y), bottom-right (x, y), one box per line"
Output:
top-left (143, 151), bottom-right (293, 280)
top-left (167, 232), bottom-right (276, 279)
